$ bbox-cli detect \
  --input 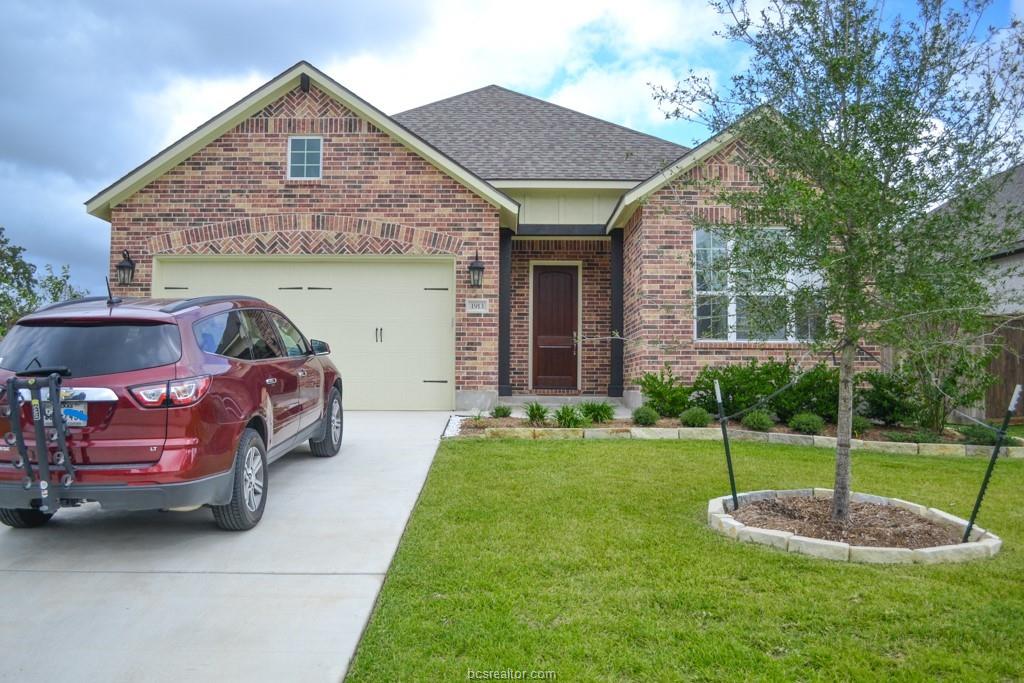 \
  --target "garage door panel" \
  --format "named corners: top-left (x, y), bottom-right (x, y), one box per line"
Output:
top-left (154, 258), bottom-right (455, 410)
